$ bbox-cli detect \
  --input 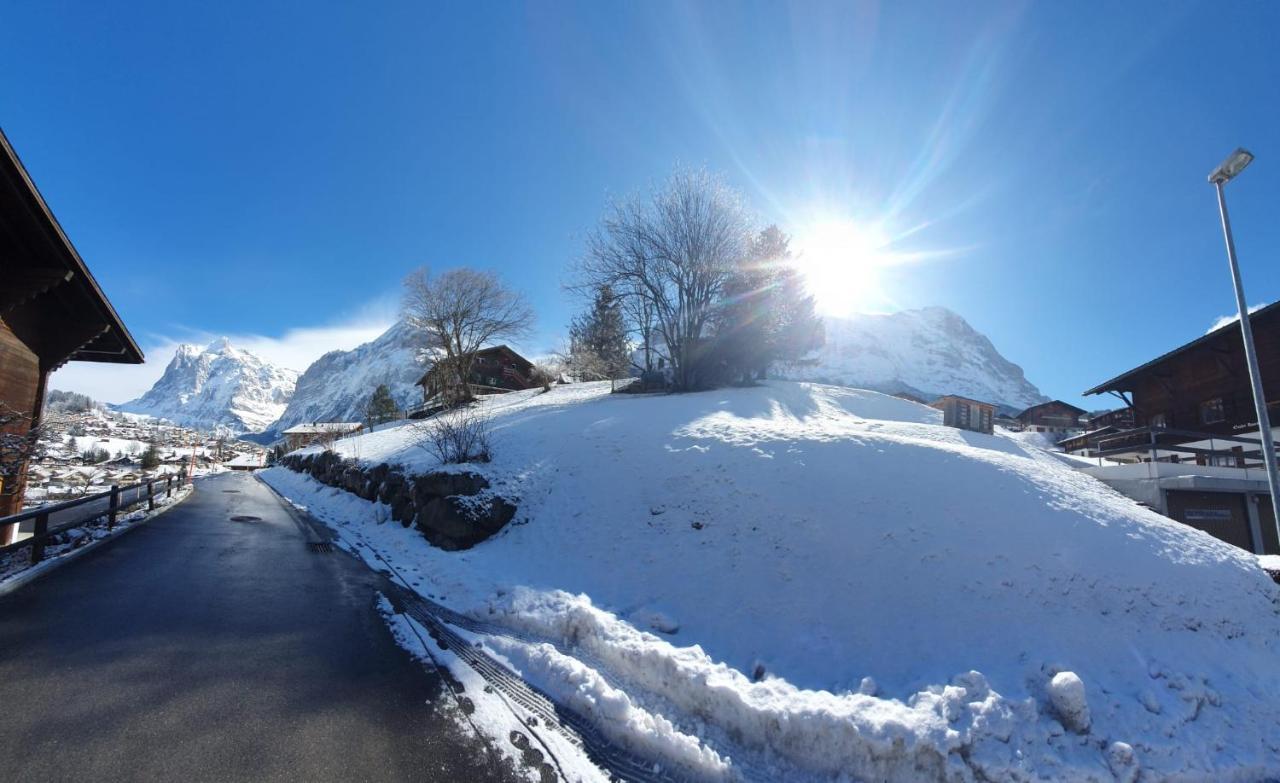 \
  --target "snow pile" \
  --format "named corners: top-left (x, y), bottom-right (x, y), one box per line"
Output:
top-left (263, 380), bottom-right (1280, 781)
top-left (786, 307), bottom-right (1048, 411)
